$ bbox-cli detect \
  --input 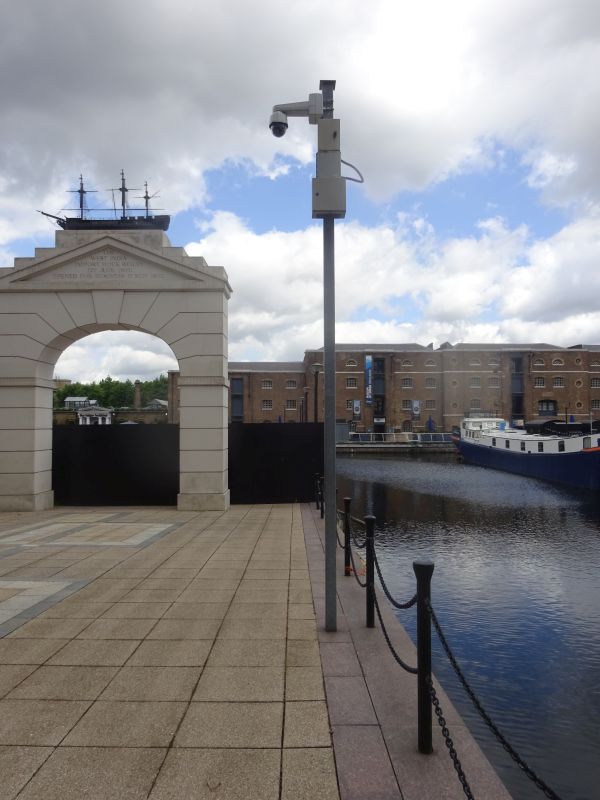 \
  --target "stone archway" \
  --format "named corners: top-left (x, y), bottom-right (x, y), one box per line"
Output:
top-left (0, 227), bottom-right (231, 512)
